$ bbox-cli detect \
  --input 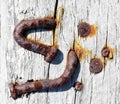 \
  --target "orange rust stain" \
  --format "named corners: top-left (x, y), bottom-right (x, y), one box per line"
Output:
top-left (74, 39), bottom-right (92, 61)
top-left (52, 31), bottom-right (59, 47)
top-left (52, 7), bottom-right (64, 47)
top-left (56, 7), bottom-right (64, 28)
top-left (44, 15), bottom-right (54, 19)
top-left (56, 20), bottom-right (60, 28)
top-left (89, 24), bottom-right (97, 38)
top-left (27, 36), bottom-right (52, 47)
